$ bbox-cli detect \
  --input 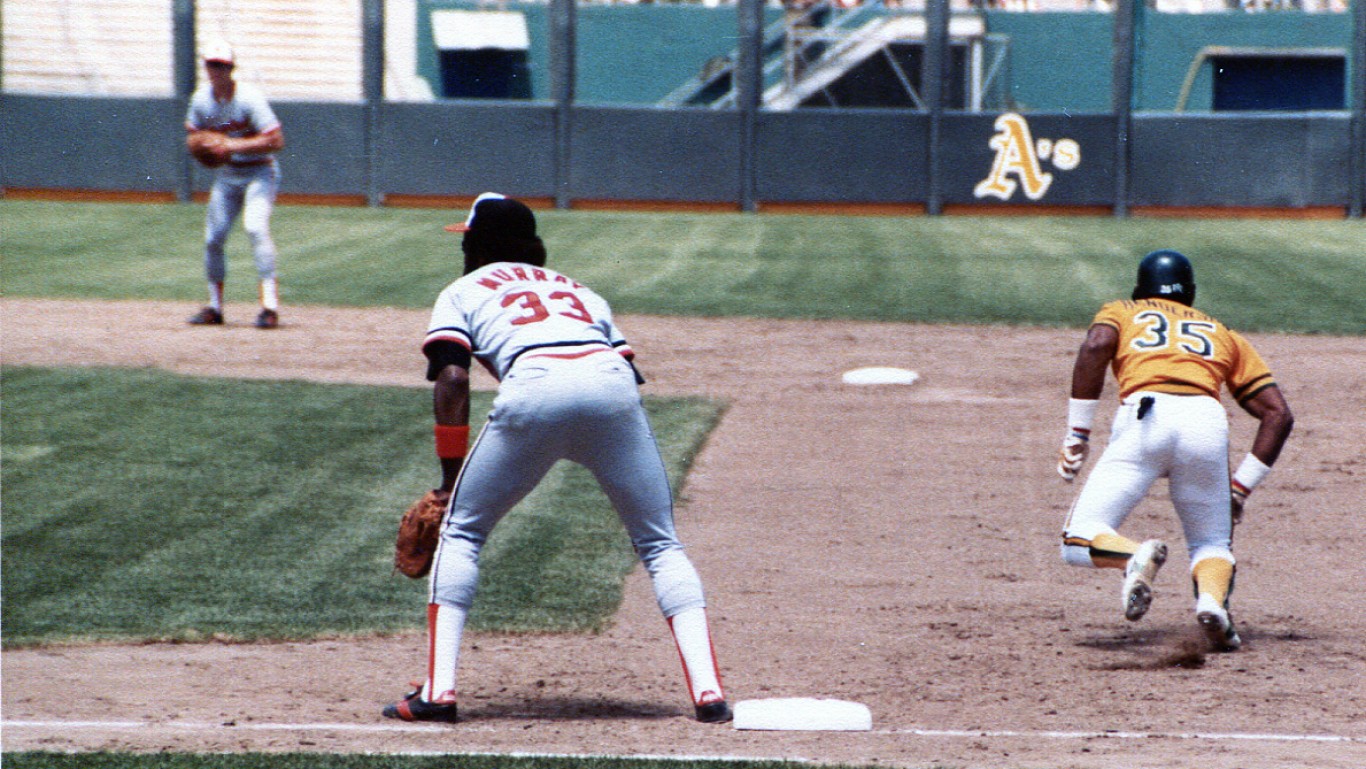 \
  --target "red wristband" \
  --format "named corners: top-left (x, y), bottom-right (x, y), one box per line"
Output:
top-left (434, 424), bottom-right (469, 459)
